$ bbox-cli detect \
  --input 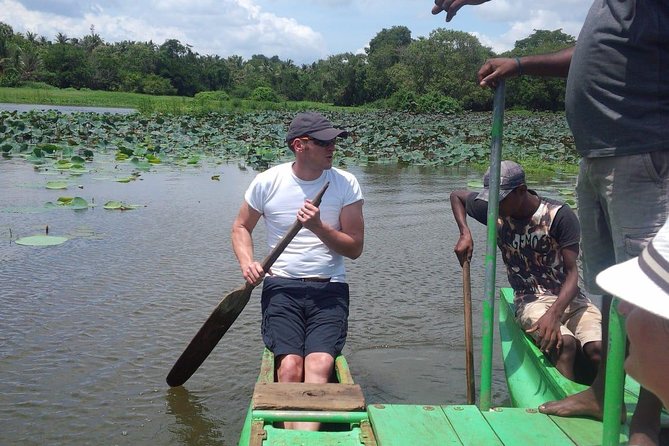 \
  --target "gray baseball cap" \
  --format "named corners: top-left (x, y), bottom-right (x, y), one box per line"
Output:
top-left (285, 112), bottom-right (348, 142)
top-left (476, 160), bottom-right (526, 202)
